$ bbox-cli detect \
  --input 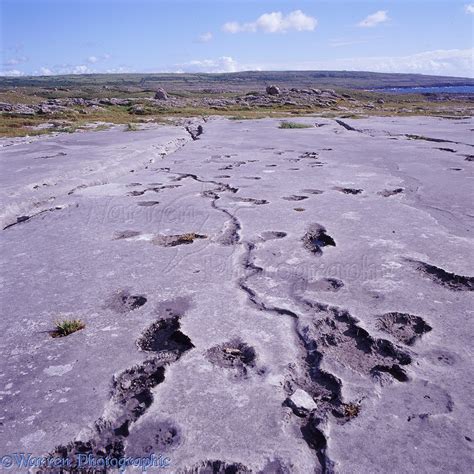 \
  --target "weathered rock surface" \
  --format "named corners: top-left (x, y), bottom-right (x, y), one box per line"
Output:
top-left (0, 116), bottom-right (472, 473)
